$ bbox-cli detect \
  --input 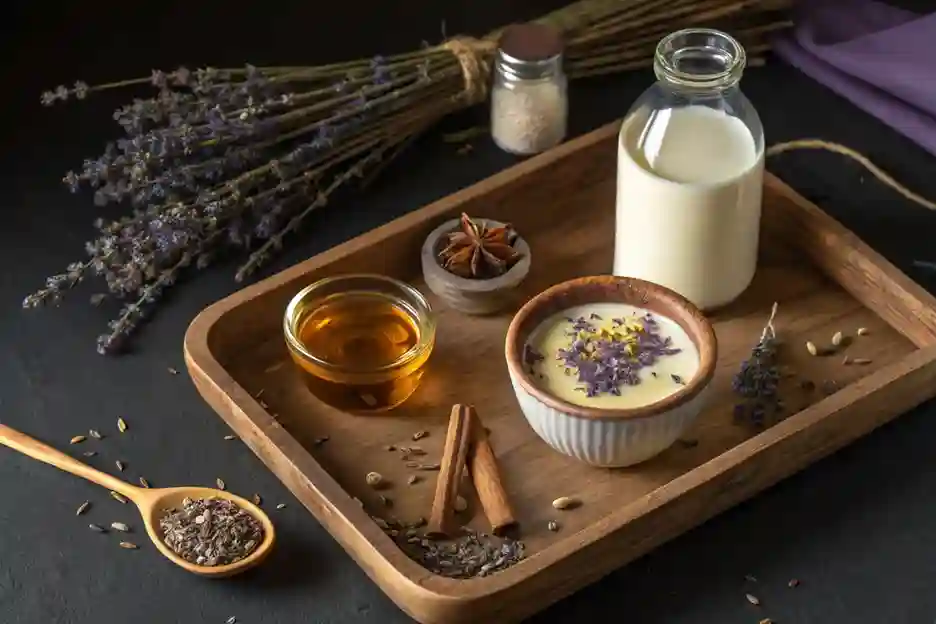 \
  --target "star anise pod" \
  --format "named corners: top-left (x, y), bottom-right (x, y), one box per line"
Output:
top-left (438, 213), bottom-right (523, 279)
